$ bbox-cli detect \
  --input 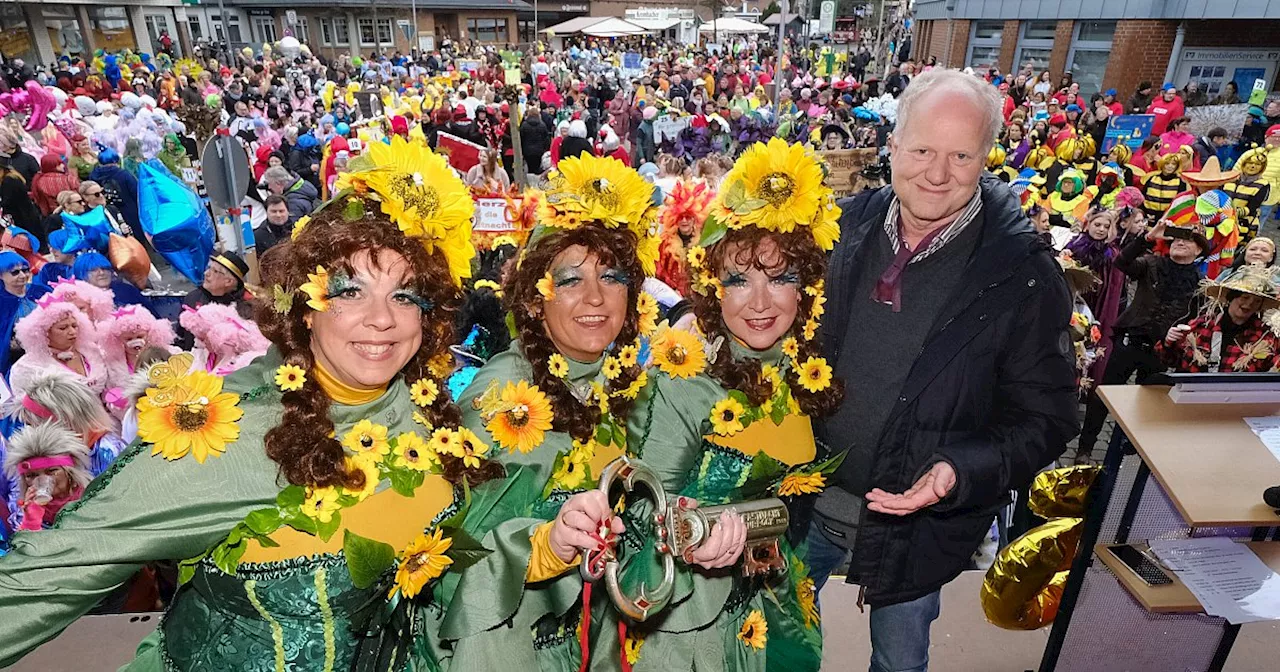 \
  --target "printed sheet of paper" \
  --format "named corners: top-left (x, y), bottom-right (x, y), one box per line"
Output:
top-left (1148, 537), bottom-right (1280, 624)
top-left (1242, 416), bottom-right (1280, 464)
